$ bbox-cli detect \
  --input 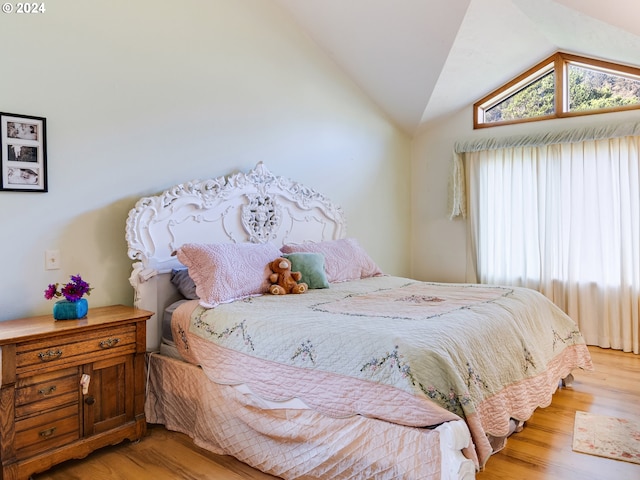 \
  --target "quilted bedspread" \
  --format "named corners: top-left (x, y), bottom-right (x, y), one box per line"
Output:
top-left (172, 276), bottom-right (592, 466)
